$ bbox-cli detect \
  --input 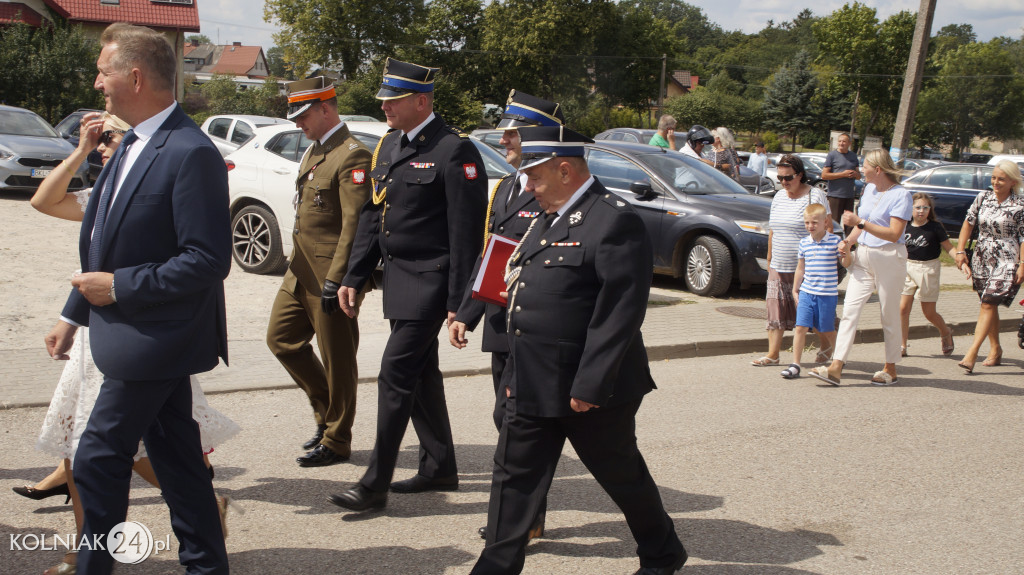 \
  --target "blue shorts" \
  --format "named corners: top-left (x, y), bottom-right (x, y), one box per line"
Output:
top-left (795, 292), bottom-right (838, 333)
